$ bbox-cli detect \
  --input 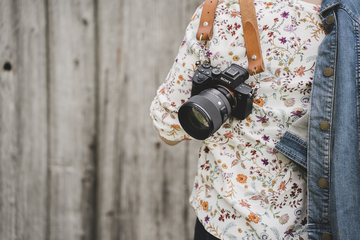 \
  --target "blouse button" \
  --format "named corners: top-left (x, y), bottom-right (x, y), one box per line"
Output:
top-left (325, 15), bottom-right (335, 25)
top-left (324, 67), bottom-right (334, 77)
top-left (318, 178), bottom-right (328, 188)
top-left (320, 121), bottom-right (330, 131)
